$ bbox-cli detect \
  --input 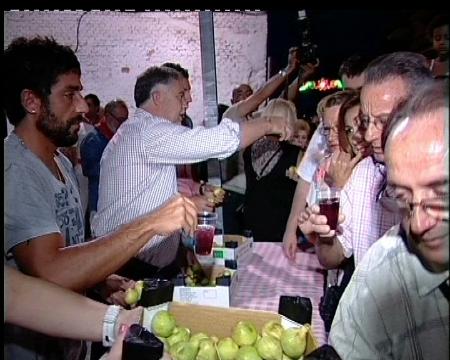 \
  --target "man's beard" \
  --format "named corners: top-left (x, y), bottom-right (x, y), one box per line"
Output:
top-left (36, 105), bottom-right (82, 147)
